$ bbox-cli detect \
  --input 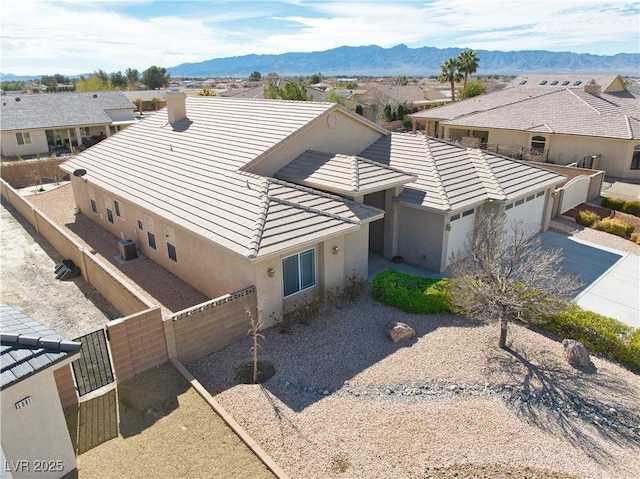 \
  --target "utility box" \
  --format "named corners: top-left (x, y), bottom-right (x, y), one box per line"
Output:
top-left (118, 239), bottom-right (138, 261)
